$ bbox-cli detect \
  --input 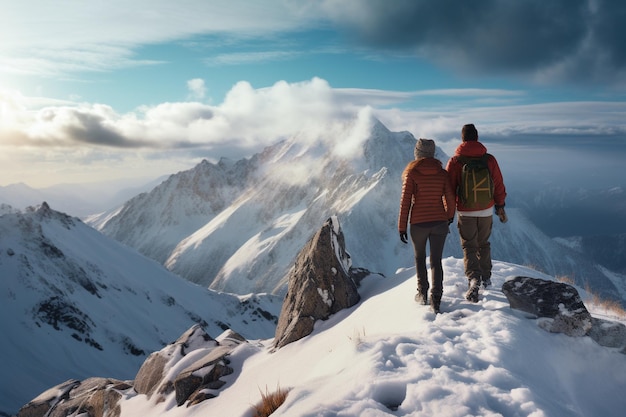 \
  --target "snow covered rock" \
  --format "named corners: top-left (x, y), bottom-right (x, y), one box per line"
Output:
top-left (502, 276), bottom-right (592, 336)
top-left (588, 318), bottom-right (626, 354)
top-left (274, 216), bottom-right (365, 349)
top-left (134, 324), bottom-right (242, 406)
top-left (16, 325), bottom-right (245, 416)
top-left (16, 378), bottom-right (131, 417)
